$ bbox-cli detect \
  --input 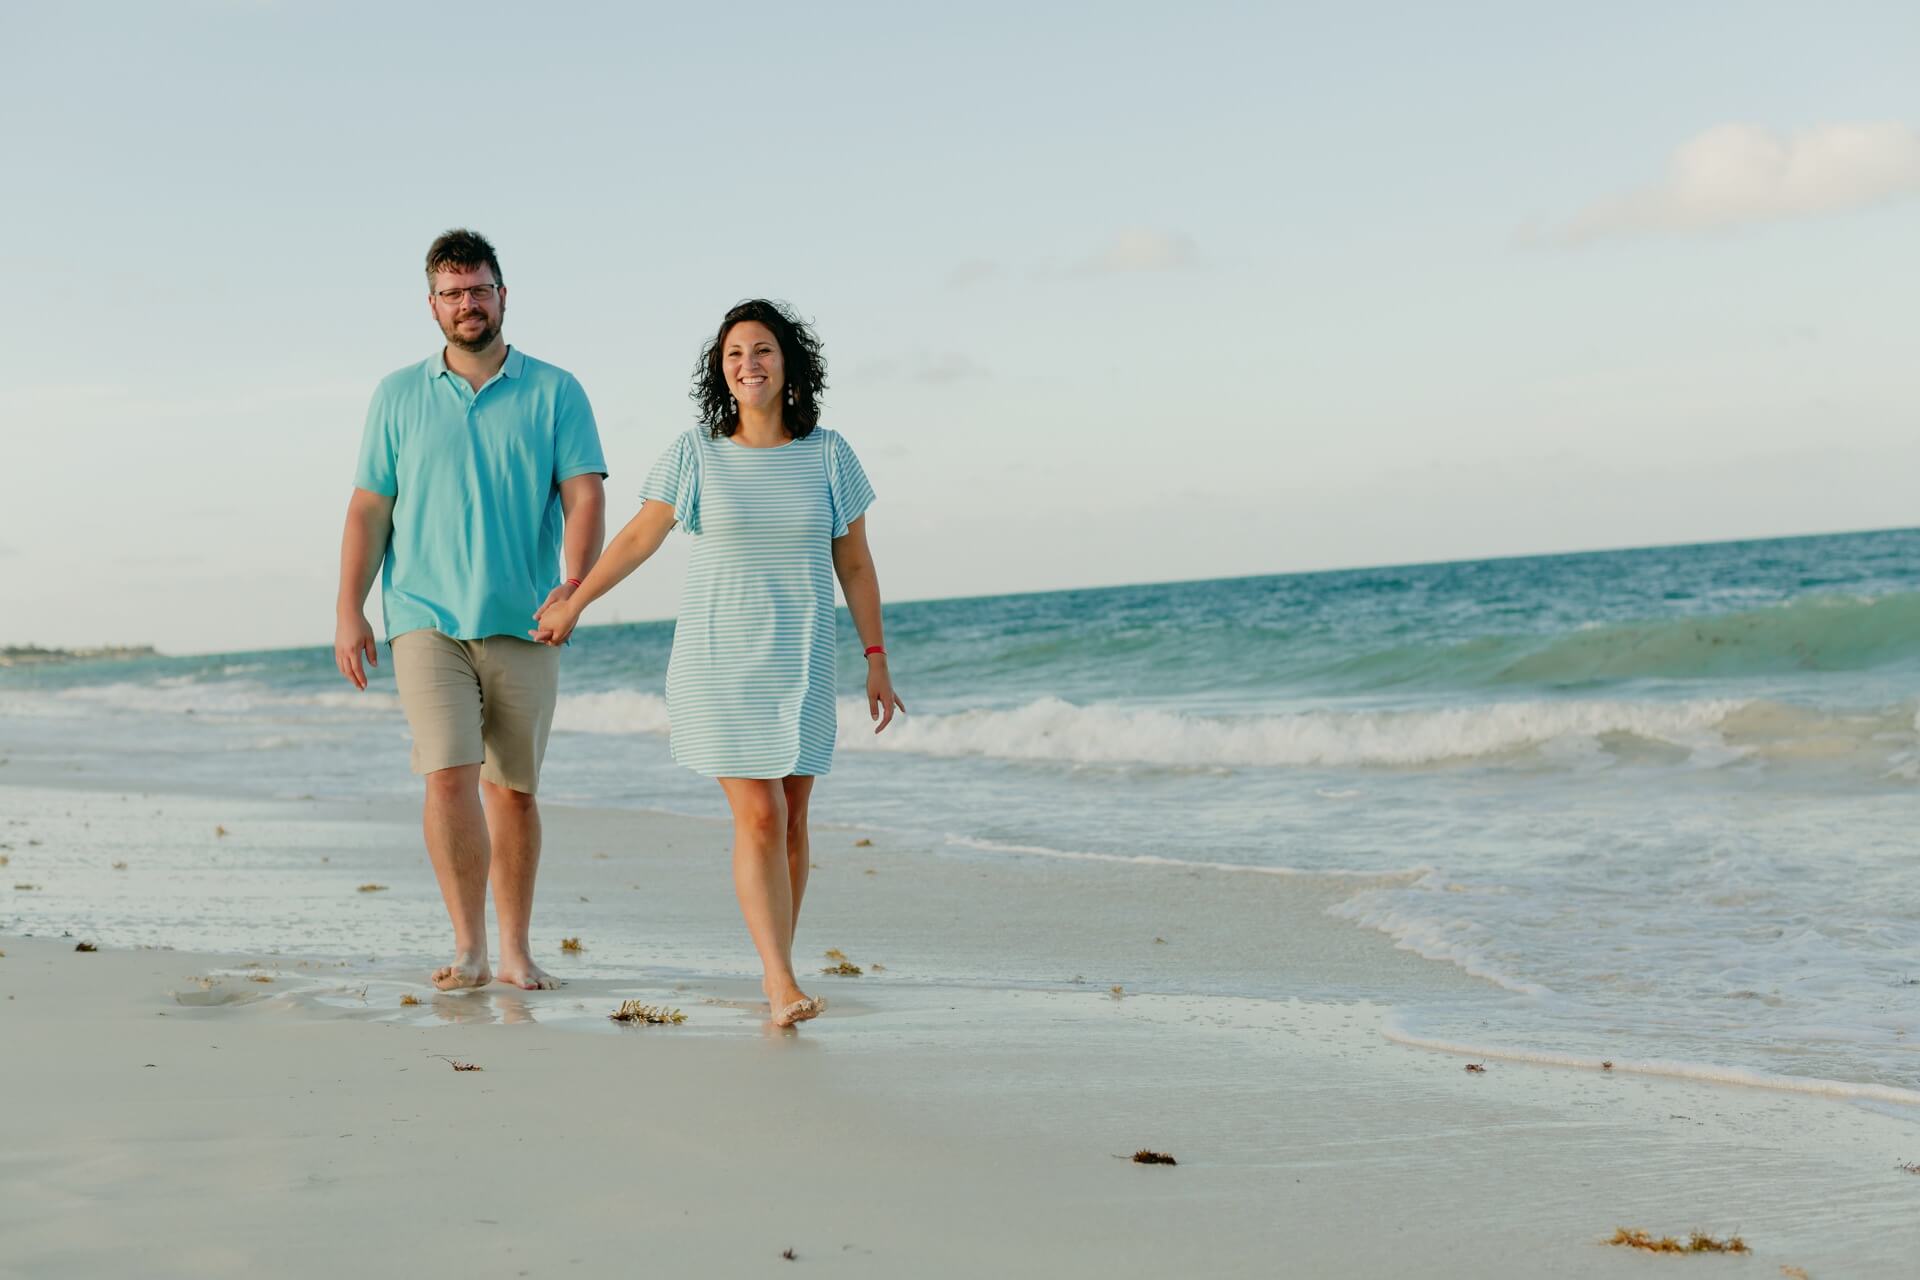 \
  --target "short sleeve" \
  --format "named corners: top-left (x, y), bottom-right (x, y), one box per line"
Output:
top-left (638, 430), bottom-right (701, 534)
top-left (826, 431), bottom-right (875, 538)
top-left (352, 386), bottom-right (398, 497)
top-left (552, 374), bottom-right (608, 484)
